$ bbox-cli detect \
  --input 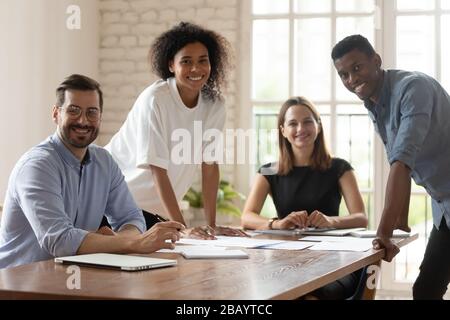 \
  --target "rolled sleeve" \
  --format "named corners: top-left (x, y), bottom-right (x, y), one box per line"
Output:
top-left (389, 78), bottom-right (433, 169)
top-left (118, 219), bottom-right (146, 233)
top-left (49, 228), bottom-right (89, 257)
